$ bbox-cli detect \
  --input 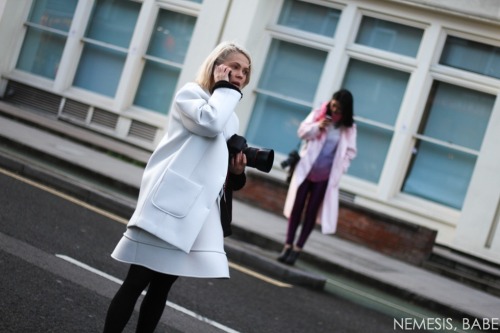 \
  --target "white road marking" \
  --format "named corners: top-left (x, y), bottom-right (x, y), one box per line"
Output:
top-left (56, 254), bottom-right (241, 333)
